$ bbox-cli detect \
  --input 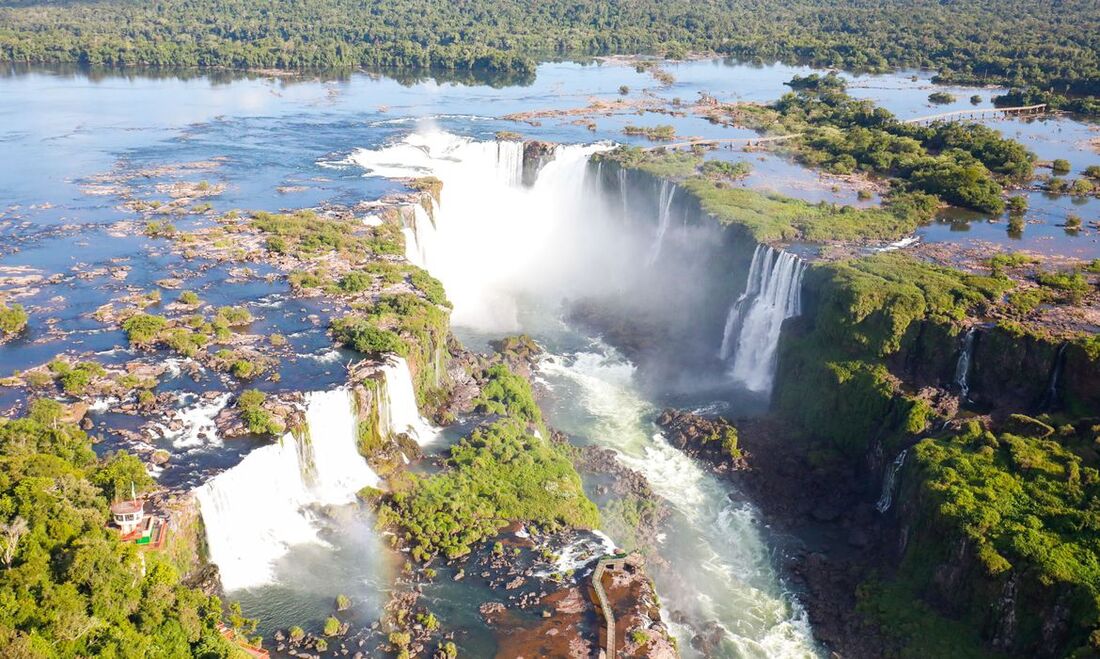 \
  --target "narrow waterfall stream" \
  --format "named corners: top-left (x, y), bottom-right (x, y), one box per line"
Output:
top-left (955, 327), bottom-right (977, 401)
top-left (350, 130), bottom-right (821, 657)
top-left (875, 449), bottom-right (909, 513)
top-left (377, 355), bottom-right (438, 445)
top-left (647, 179), bottom-right (678, 265)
